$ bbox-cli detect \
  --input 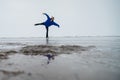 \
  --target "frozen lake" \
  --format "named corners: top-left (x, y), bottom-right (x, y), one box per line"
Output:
top-left (0, 36), bottom-right (120, 80)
